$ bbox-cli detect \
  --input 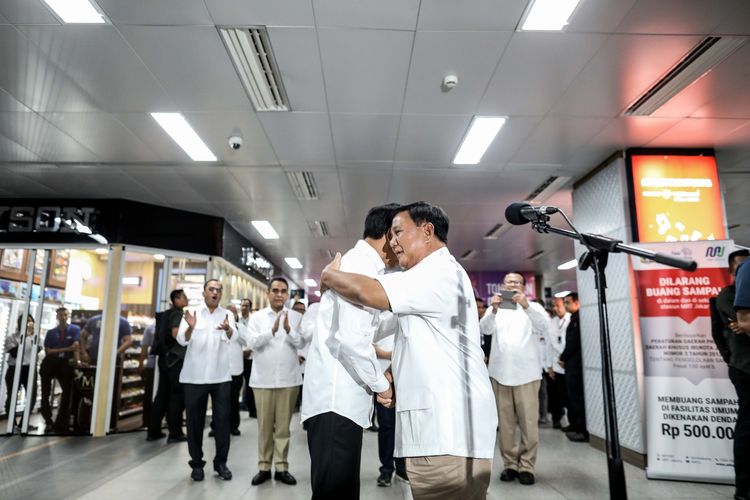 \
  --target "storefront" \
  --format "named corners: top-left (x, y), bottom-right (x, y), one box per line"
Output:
top-left (0, 200), bottom-right (280, 438)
